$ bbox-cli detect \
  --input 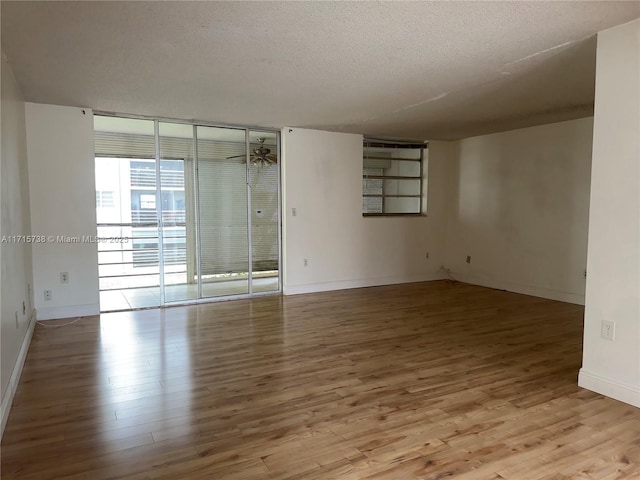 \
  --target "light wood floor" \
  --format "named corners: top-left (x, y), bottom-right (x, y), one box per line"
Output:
top-left (2, 281), bottom-right (639, 479)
